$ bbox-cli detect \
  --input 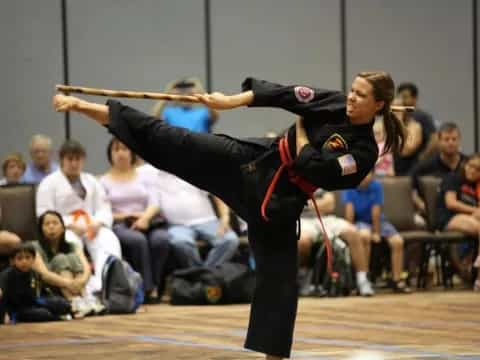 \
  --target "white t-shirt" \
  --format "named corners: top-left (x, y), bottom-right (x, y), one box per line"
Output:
top-left (137, 164), bottom-right (216, 226)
